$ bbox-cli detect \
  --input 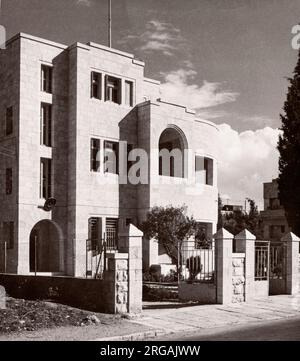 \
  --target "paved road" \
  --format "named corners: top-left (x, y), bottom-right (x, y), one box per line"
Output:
top-left (157, 317), bottom-right (300, 341)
